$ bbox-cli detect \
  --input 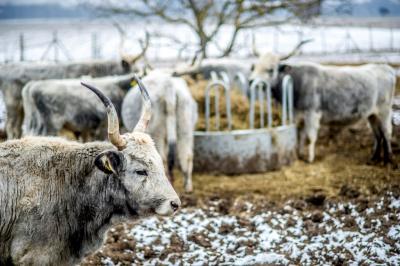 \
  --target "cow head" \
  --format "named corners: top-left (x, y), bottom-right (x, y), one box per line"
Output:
top-left (249, 39), bottom-right (312, 86)
top-left (249, 52), bottom-right (281, 87)
top-left (172, 51), bottom-right (204, 79)
top-left (81, 77), bottom-right (180, 217)
top-left (120, 32), bottom-right (150, 73)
